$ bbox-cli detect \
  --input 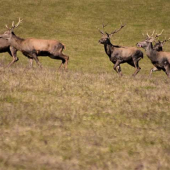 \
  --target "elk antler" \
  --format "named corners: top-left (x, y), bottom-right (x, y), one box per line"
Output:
top-left (5, 18), bottom-right (23, 31)
top-left (145, 30), bottom-right (164, 42)
top-left (109, 23), bottom-right (126, 37)
top-left (97, 27), bottom-right (105, 34)
top-left (5, 24), bottom-right (10, 30)
top-left (161, 37), bottom-right (170, 44)
top-left (97, 22), bottom-right (108, 35)
top-left (102, 23), bottom-right (108, 30)
top-left (151, 30), bottom-right (155, 37)
top-left (146, 30), bottom-right (155, 39)
top-left (154, 30), bottom-right (164, 39)
top-left (11, 18), bottom-right (23, 30)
